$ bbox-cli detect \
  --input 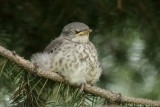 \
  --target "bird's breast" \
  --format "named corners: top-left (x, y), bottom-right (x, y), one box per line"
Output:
top-left (50, 41), bottom-right (100, 84)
